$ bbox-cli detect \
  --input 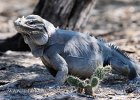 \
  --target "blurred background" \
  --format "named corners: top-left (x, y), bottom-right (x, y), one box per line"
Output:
top-left (0, 0), bottom-right (140, 99)
top-left (0, 0), bottom-right (140, 40)
top-left (0, 0), bottom-right (140, 58)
